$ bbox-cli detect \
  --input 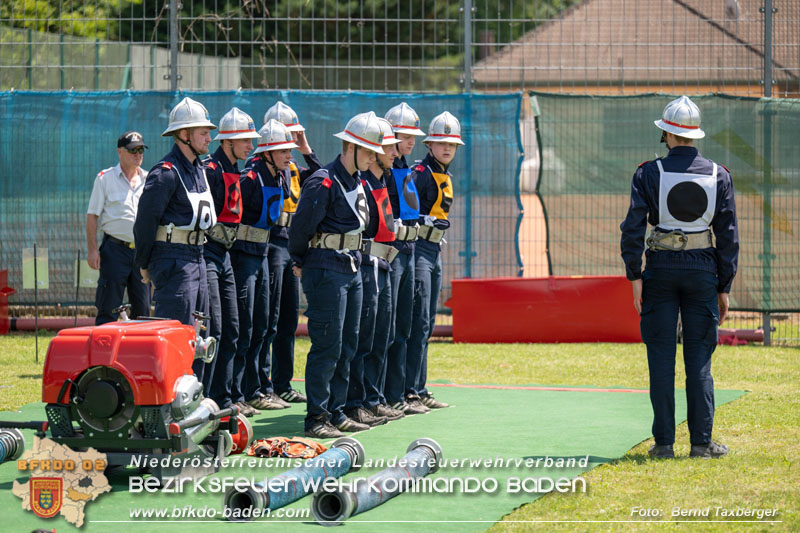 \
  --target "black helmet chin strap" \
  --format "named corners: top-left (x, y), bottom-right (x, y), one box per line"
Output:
top-left (427, 145), bottom-right (449, 172)
top-left (353, 144), bottom-right (360, 174)
top-left (177, 129), bottom-right (203, 158)
top-left (262, 151), bottom-right (280, 176)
